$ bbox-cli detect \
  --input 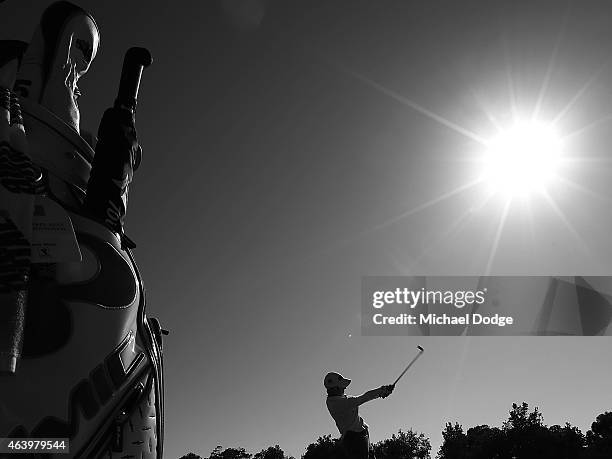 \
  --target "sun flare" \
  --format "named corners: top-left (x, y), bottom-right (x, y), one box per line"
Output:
top-left (482, 121), bottom-right (562, 197)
